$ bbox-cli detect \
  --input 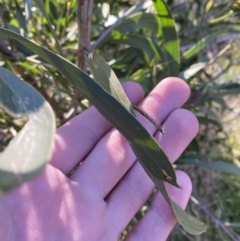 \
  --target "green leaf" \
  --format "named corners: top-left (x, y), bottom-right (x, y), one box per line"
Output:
top-left (207, 83), bottom-right (240, 98)
top-left (33, 0), bottom-right (63, 55)
top-left (171, 201), bottom-right (207, 235)
top-left (197, 116), bottom-right (223, 131)
top-left (182, 35), bottom-right (216, 60)
top-left (88, 52), bottom-right (178, 187)
top-left (14, 0), bottom-right (28, 33)
top-left (88, 52), bottom-right (135, 117)
top-left (88, 52), bottom-right (207, 235)
top-left (115, 12), bottom-right (159, 34)
top-left (153, 0), bottom-right (180, 76)
top-left (0, 27), bottom-right (178, 187)
top-left (7, 24), bottom-right (34, 56)
top-left (0, 66), bottom-right (55, 195)
top-left (0, 28), bottom-right (207, 235)
top-left (180, 156), bottom-right (240, 176)
top-left (110, 33), bottom-right (157, 59)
